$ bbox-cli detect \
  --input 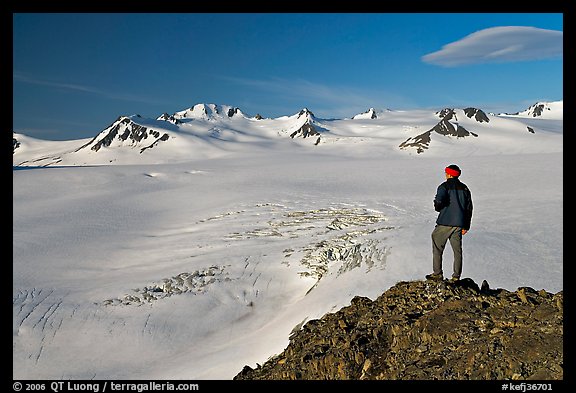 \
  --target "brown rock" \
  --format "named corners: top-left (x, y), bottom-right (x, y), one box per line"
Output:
top-left (234, 279), bottom-right (562, 380)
